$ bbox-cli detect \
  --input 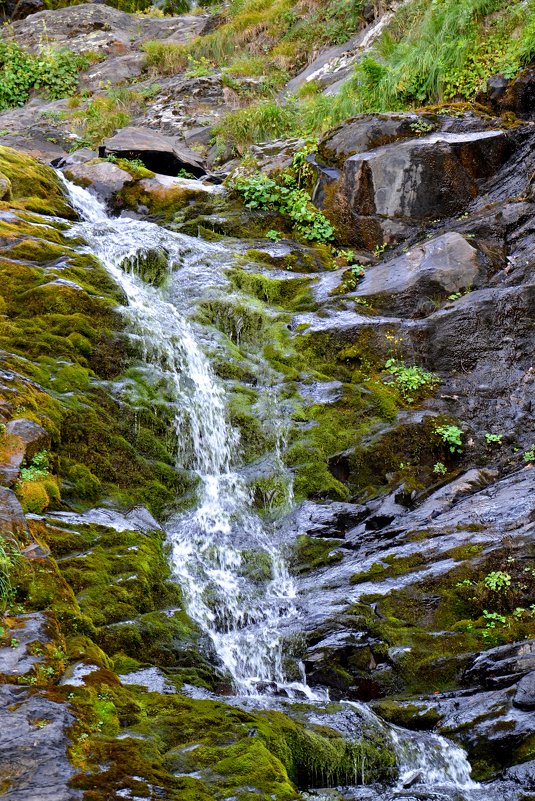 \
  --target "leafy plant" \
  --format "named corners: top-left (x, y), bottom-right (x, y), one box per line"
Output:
top-left (435, 423), bottom-right (463, 454)
top-left (484, 571), bottom-right (511, 591)
top-left (20, 450), bottom-right (50, 482)
top-left (523, 446), bottom-right (535, 463)
top-left (485, 432), bottom-right (503, 445)
top-left (230, 171), bottom-right (334, 243)
top-left (384, 358), bottom-right (439, 402)
top-left (266, 229), bottom-right (282, 241)
top-left (433, 461), bottom-right (447, 476)
top-left (0, 41), bottom-right (89, 111)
